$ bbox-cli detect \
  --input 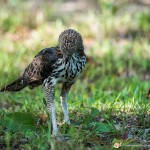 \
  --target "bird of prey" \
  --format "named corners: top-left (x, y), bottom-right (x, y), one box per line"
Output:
top-left (0, 29), bottom-right (86, 136)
